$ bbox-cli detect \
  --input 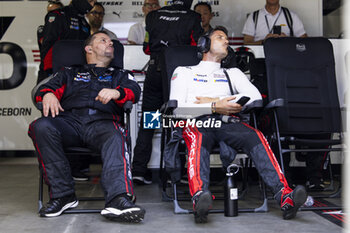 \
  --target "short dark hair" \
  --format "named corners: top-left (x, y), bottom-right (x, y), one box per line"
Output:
top-left (48, 0), bottom-right (64, 8)
top-left (93, 2), bottom-right (105, 12)
top-left (208, 26), bottom-right (228, 38)
top-left (84, 30), bottom-right (109, 49)
top-left (194, 2), bottom-right (212, 13)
